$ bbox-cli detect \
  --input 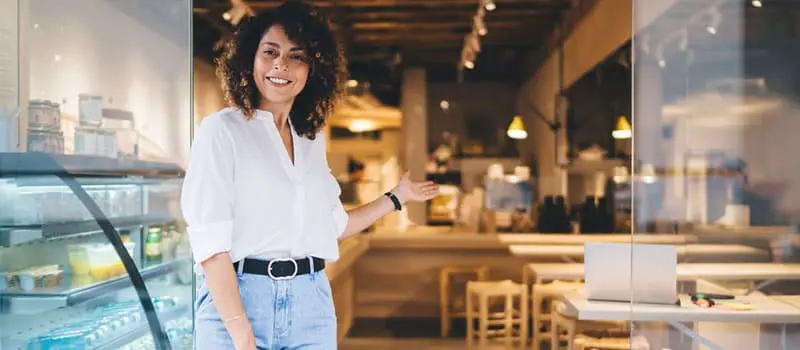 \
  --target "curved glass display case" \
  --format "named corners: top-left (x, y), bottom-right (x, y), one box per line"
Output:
top-left (1, 0), bottom-right (193, 349)
top-left (0, 153), bottom-right (193, 349)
